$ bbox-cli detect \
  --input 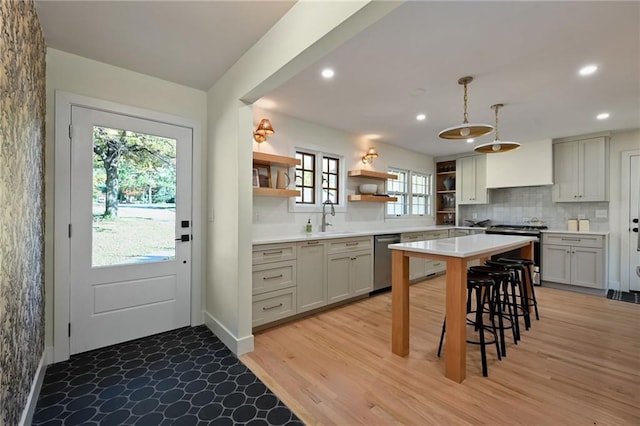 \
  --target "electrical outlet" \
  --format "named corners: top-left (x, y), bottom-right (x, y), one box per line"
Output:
top-left (578, 214), bottom-right (586, 220)
top-left (595, 209), bottom-right (608, 218)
